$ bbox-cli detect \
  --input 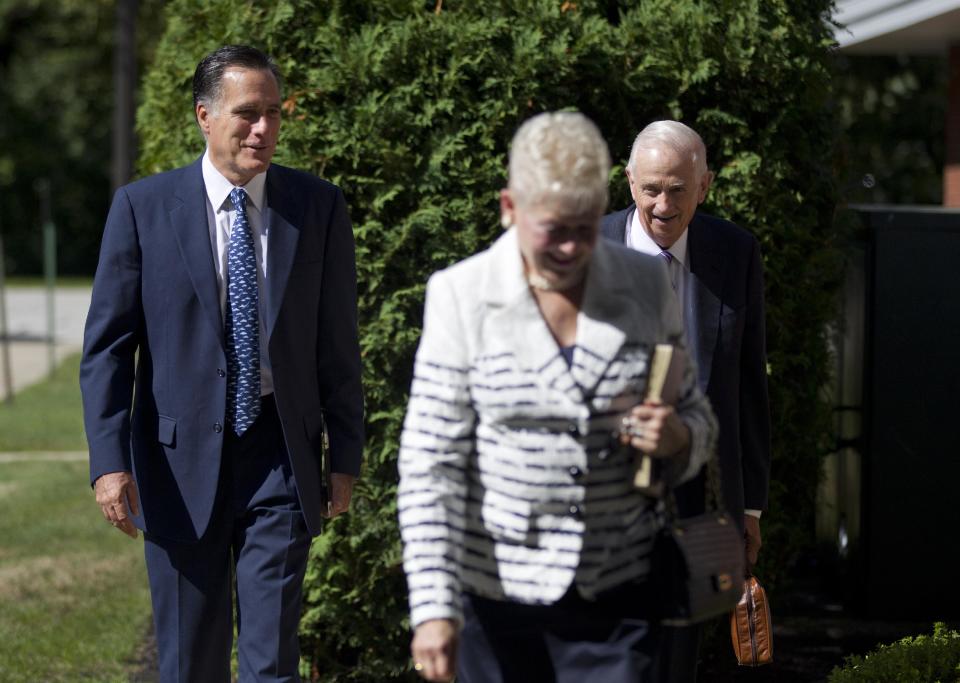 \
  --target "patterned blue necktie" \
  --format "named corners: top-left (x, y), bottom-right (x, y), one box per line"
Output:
top-left (225, 187), bottom-right (261, 435)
